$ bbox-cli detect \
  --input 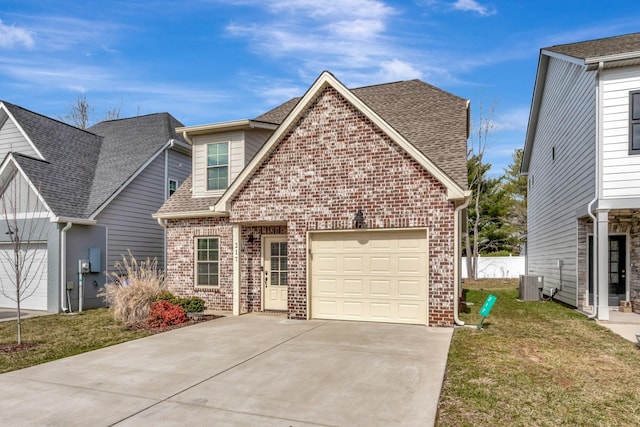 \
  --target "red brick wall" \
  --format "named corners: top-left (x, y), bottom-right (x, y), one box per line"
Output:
top-left (165, 217), bottom-right (234, 310)
top-left (228, 87), bottom-right (457, 326)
